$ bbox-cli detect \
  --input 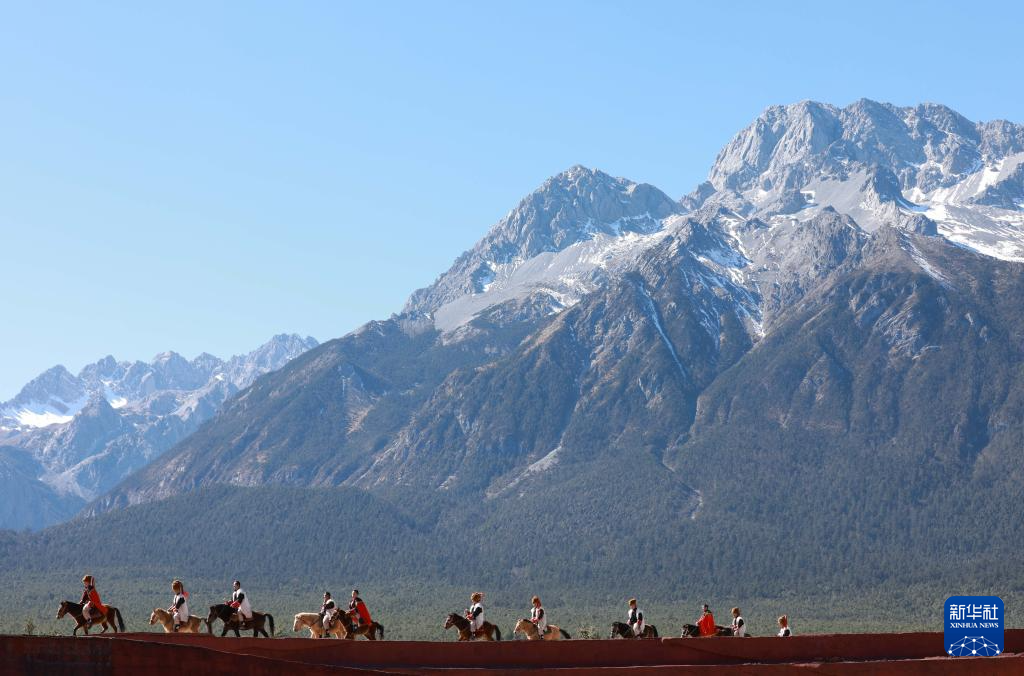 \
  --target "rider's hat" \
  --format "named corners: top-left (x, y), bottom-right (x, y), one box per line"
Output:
top-left (532, 595), bottom-right (541, 605)
top-left (82, 574), bottom-right (94, 585)
top-left (628, 597), bottom-right (637, 605)
top-left (471, 591), bottom-right (484, 602)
